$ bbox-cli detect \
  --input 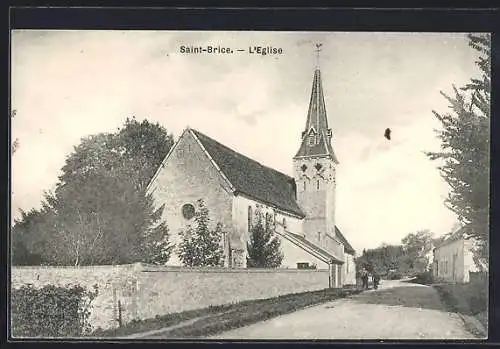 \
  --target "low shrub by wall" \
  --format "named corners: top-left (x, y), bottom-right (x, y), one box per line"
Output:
top-left (12, 264), bottom-right (330, 332)
top-left (11, 264), bottom-right (142, 331)
top-left (11, 284), bottom-right (98, 338)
